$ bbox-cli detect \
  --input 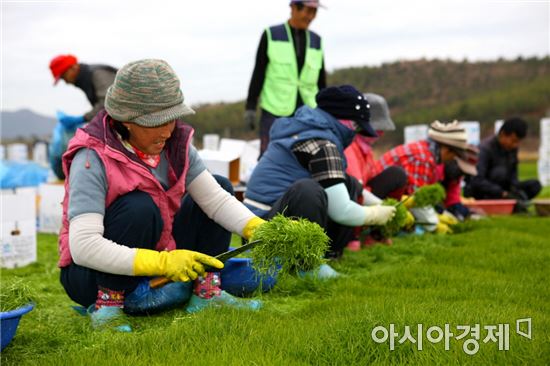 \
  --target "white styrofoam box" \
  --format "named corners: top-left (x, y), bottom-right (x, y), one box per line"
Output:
top-left (1, 189), bottom-right (37, 268)
top-left (7, 143), bottom-right (28, 162)
top-left (32, 142), bottom-right (49, 167)
top-left (202, 134), bottom-right (220, 151)
top-left (198, 149), bottom-right (241, 184)
top-left (240, 139), bottom-right (260, 183)
top-left (404, 124), bottom-right (429, 144)
top-left (539, 147), bottom-right (550, 160)
top-left (494, 120), bottom-right (504, 135)
top-left (538, 159), bottom-right (550, 186)
top-left (38, 183), bottom-right (65, 234)
top-left (219, 138), bottom-right (247, 156)
top-left (459, 121), bottom-right (480, 146)
top-left (218, 138), bottom-right (260, 183)
top-left (540, 118), bottom-right (550, 136)
top-left (540, 118), bottom-right (550, 147)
